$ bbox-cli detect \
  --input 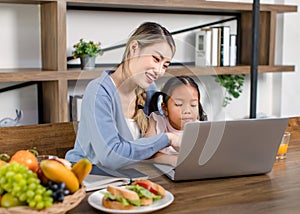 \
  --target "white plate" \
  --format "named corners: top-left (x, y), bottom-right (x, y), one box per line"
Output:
top-left (88, 187), bottom-right (174, 214)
